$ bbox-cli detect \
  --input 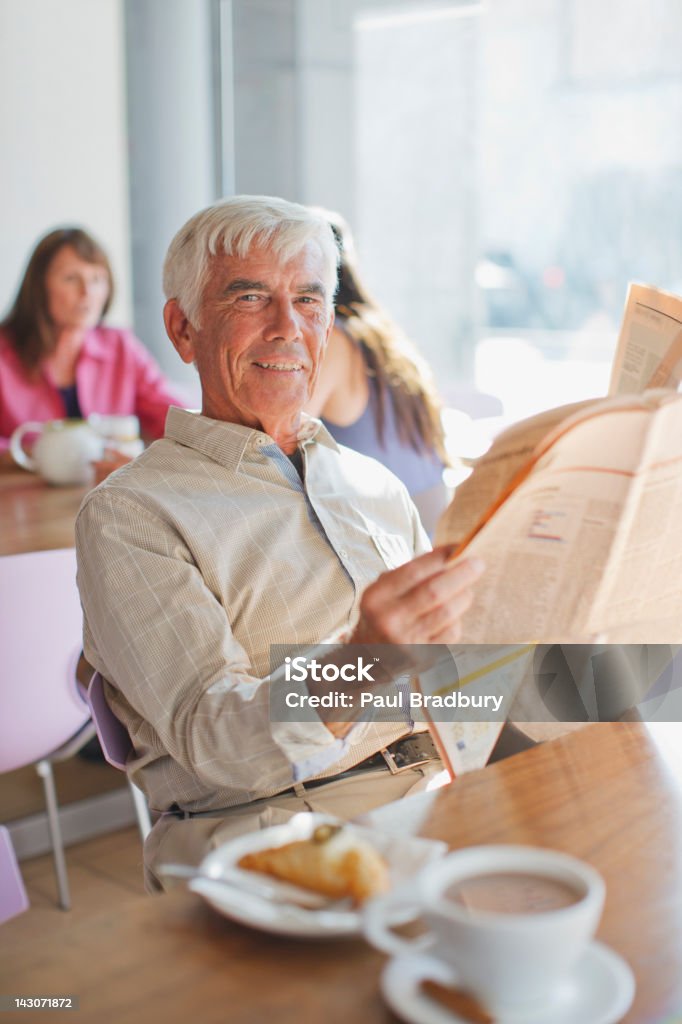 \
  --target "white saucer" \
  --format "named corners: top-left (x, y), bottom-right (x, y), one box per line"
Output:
top-left (380, 942), bottom-right (635, 1024)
